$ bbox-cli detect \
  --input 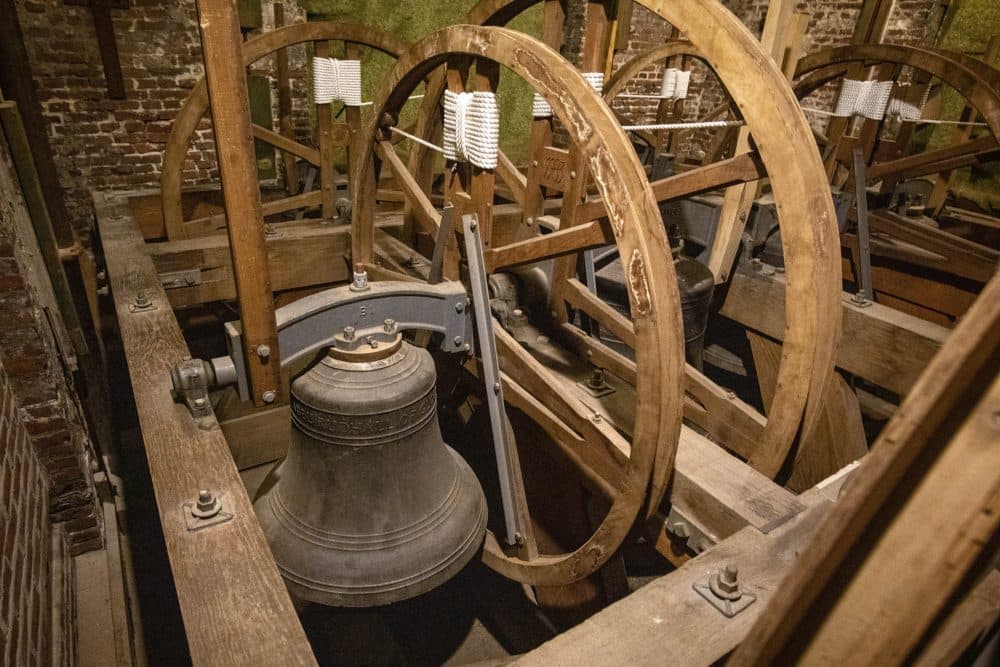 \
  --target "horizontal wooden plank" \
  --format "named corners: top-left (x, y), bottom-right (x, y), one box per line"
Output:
top-left (514, 499), bottom-right (832, 666)
top-left (721, 270), bottom-right (948, 395)
top-left (147, 222), bottom-right (351, 307)
top-left (94, 191), bottom-right (315, 666)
